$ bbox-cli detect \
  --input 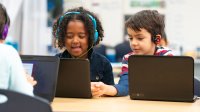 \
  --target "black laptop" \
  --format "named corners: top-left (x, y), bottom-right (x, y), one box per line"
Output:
top-left (55, 58), bottom-right (92, 98)
top-left (128, 55), bottom-right (197, 102)
top-left (20, 55), bottom-right (60, 102)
